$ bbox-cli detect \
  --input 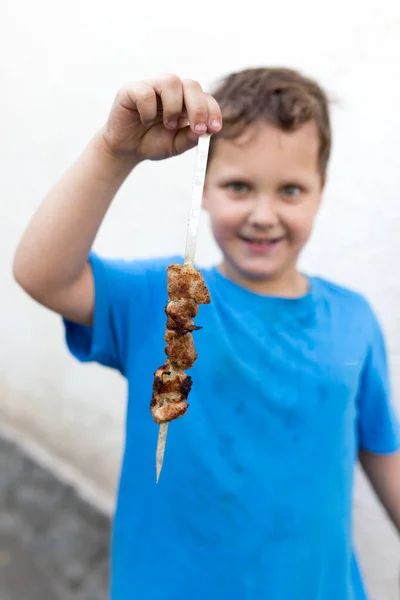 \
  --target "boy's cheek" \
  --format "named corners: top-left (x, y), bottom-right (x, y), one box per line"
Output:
top-left (286, 205), bottom-right (318, 236)
top-left (210, 219), bottom-right (240, 246)
top-left (218, 221), bottom-right (244, 241)
top-left (210, 208), bottom-right (245, 232)
top-left (212, 223), bottom-right (235, 243)
top-left (289, 220), bottom-right (315, 246)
